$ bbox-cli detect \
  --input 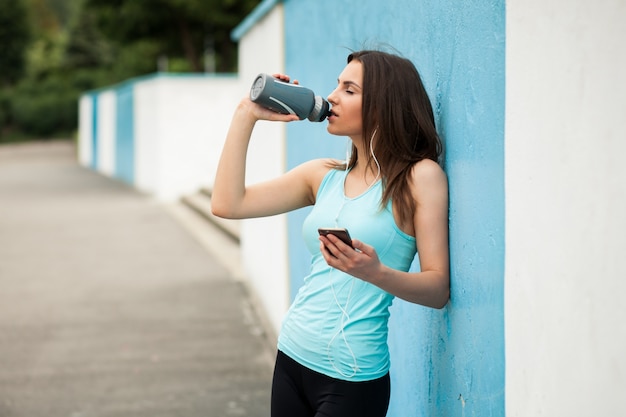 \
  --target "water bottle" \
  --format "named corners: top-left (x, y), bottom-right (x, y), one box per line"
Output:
top-left (249, 73), bottom-right (331, 122)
